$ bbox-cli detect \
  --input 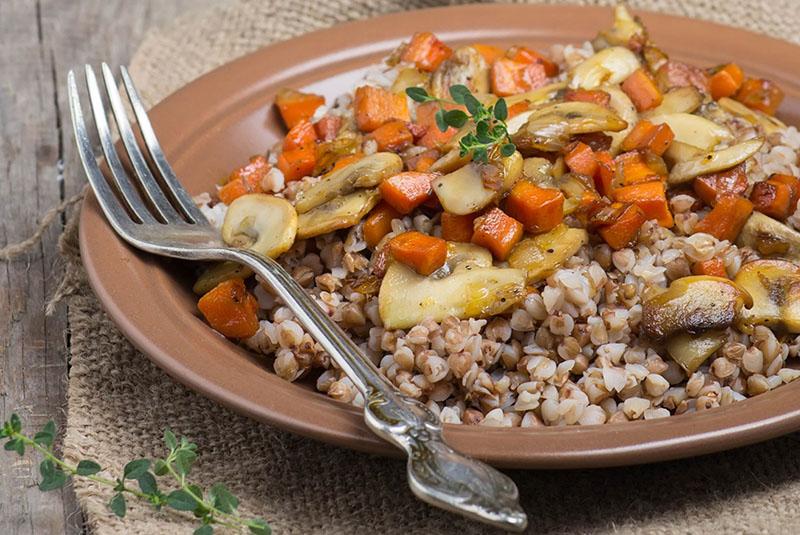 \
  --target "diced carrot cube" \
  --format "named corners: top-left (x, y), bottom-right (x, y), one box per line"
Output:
top-left (415, 102), bottom-right (460, 149)
top-left (283, 119), bottom-right (318, 151)
top-left (354, 86), bottom-right (410, 132)
top-left (612, 179), bottom-right (674, 228)
top-left (692, 257), bottom-right (727, 278)
top-left (507, 46), bottom-right (559, 77)
top-left (368, 120), bottom-right (413, 152)
top-left (471, 207), bottom-right (523, 260)
top-left (596, 203), bottom-right (647, 250)
top-left (709, 63), bottom-right (744, 100)
top-left (750, 179), bottom-right (795, 220)
top-left (388, 231), bottom-right (447, 276)
top-left (491, 57), bottom-right (548, 97)
top-left (275, 88), bottom-right (325, 129)
top-left (314, 115), bottom-right (342, 141)
top-left (379, 172), bottom-right (435, 214)
top-left (505, 182), bottom-right (565, 234)
top-left (735, 78), bottom-right (784, 115)
top-left (471, 43), bottom-right (505, 66)
top-left (363, 202), bottom-right (400, 249)
top-left (694, 195), bottom-right (753, 242)
top-left (218, 155), bottom-right (270, 204)
top-left (769, 174), bottom-right (800, 207)
top-left (401, 32), bottom-right (452, 72)
top-left (621, 68), bottom-right (663, 112)
top-left (692, 163), bottom-right (747, 206)
top-left (620, 120), bottom-right (674, 156)
top-left (276, 144), bottom-right (316, 182)
top-left (615, 151), bottom-right (663, 185)
top-left (441, 212), bottom-right (477, 242)
top-left (198, 278), bottom-right (259, 339)
top-left (564, 88), bottom-right (611, 107)
top-left (406, 148), bottom-right (440, 172)
top-left (564, 142), bottom-right (598, 177)
top-left (594, 150), bottom-right (616, 197)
